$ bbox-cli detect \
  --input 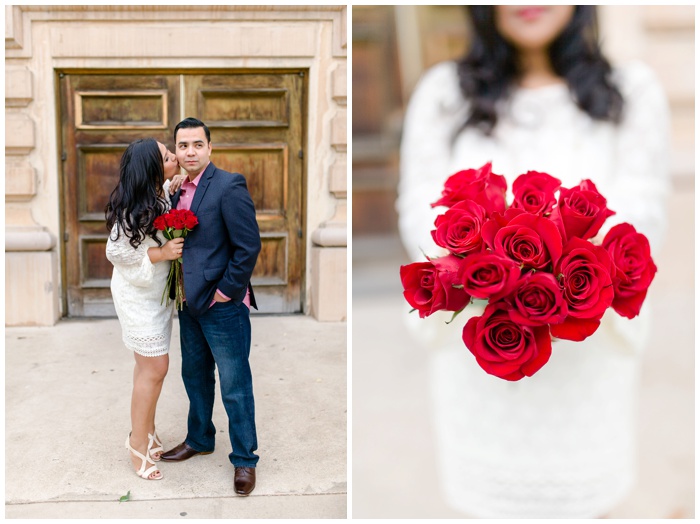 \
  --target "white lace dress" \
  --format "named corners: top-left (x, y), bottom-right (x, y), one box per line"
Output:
top-left (397, 61), bottom-right (670, 518)
top-left (106, 199), bottom-right (174, 357)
